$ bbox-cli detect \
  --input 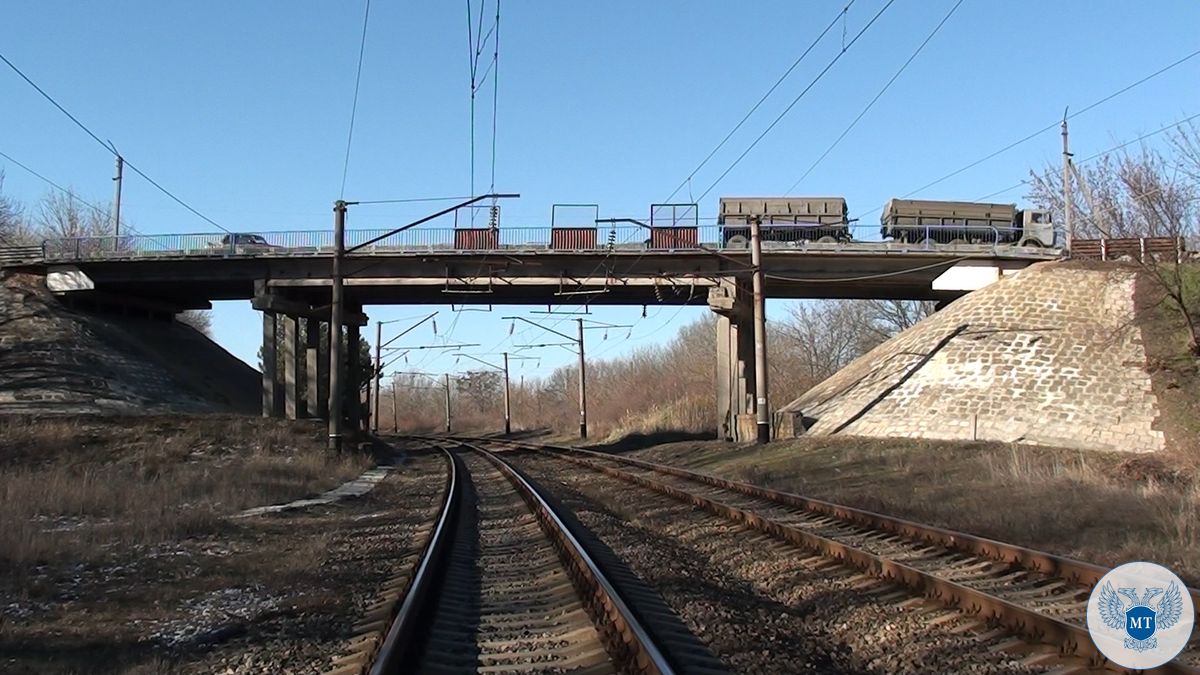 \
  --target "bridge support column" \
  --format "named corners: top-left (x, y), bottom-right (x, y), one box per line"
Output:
top-left (305, 318), bottom-right (320, 419)
top-left (282, 315), bottom-right (301, 420)
top-left (346, 318), bottom-right (362, 433)
top-left (261, 311), bottom-right (282, 418)
top-left (709, 278), bottom-right (755, 442)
